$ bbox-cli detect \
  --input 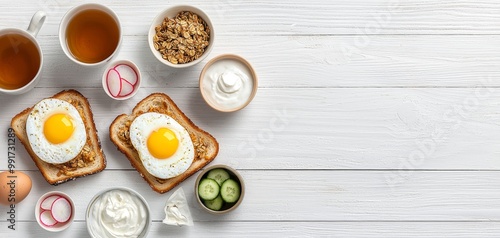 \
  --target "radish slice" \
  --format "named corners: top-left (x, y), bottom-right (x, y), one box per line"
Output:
top-left (119, 80), bottom-right (134, 96)
top-left (39, 210), bottom-right (58, 227)
top-left (106, 69), bottom-right (122, 97)
top-left (115, 64), bottom-right (138, 85)
top-left (105, 63), bottom-right (139, 98)
top-left (50, 197), bottom-right (72, 223)
top-left (40, 195), bottom-right (61, 211)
